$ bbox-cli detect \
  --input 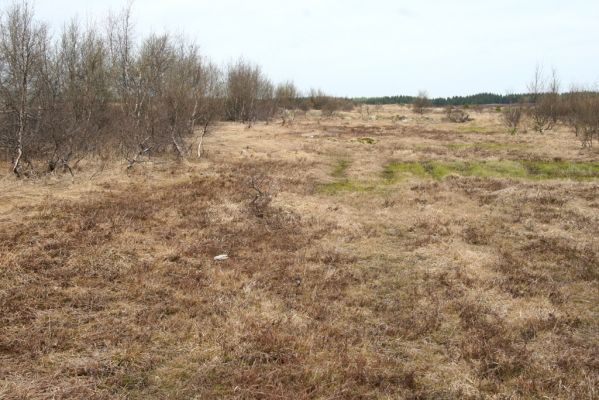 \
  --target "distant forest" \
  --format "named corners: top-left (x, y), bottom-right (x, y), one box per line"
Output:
top-left (354, 93), bottom-right (530, 106)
